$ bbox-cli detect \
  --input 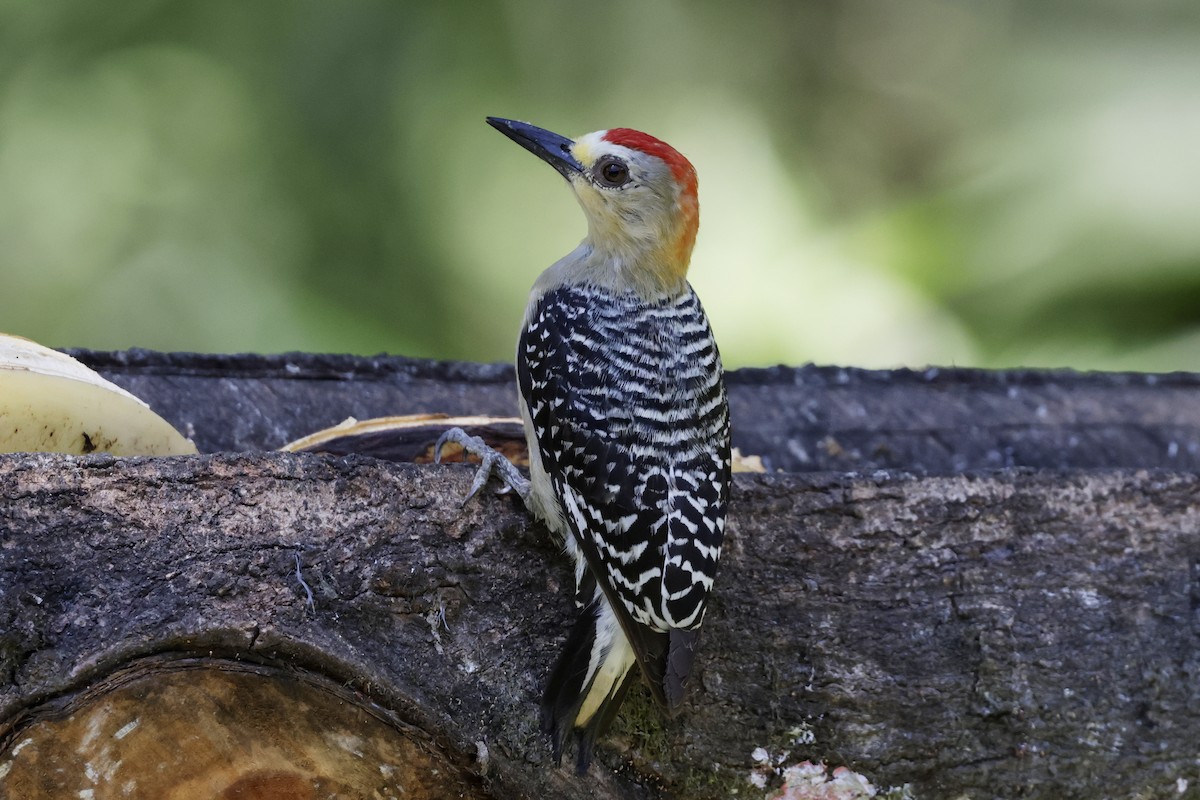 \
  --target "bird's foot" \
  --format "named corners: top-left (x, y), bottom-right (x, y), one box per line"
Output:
top-left (434, 427), bottom-right (532, 507)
